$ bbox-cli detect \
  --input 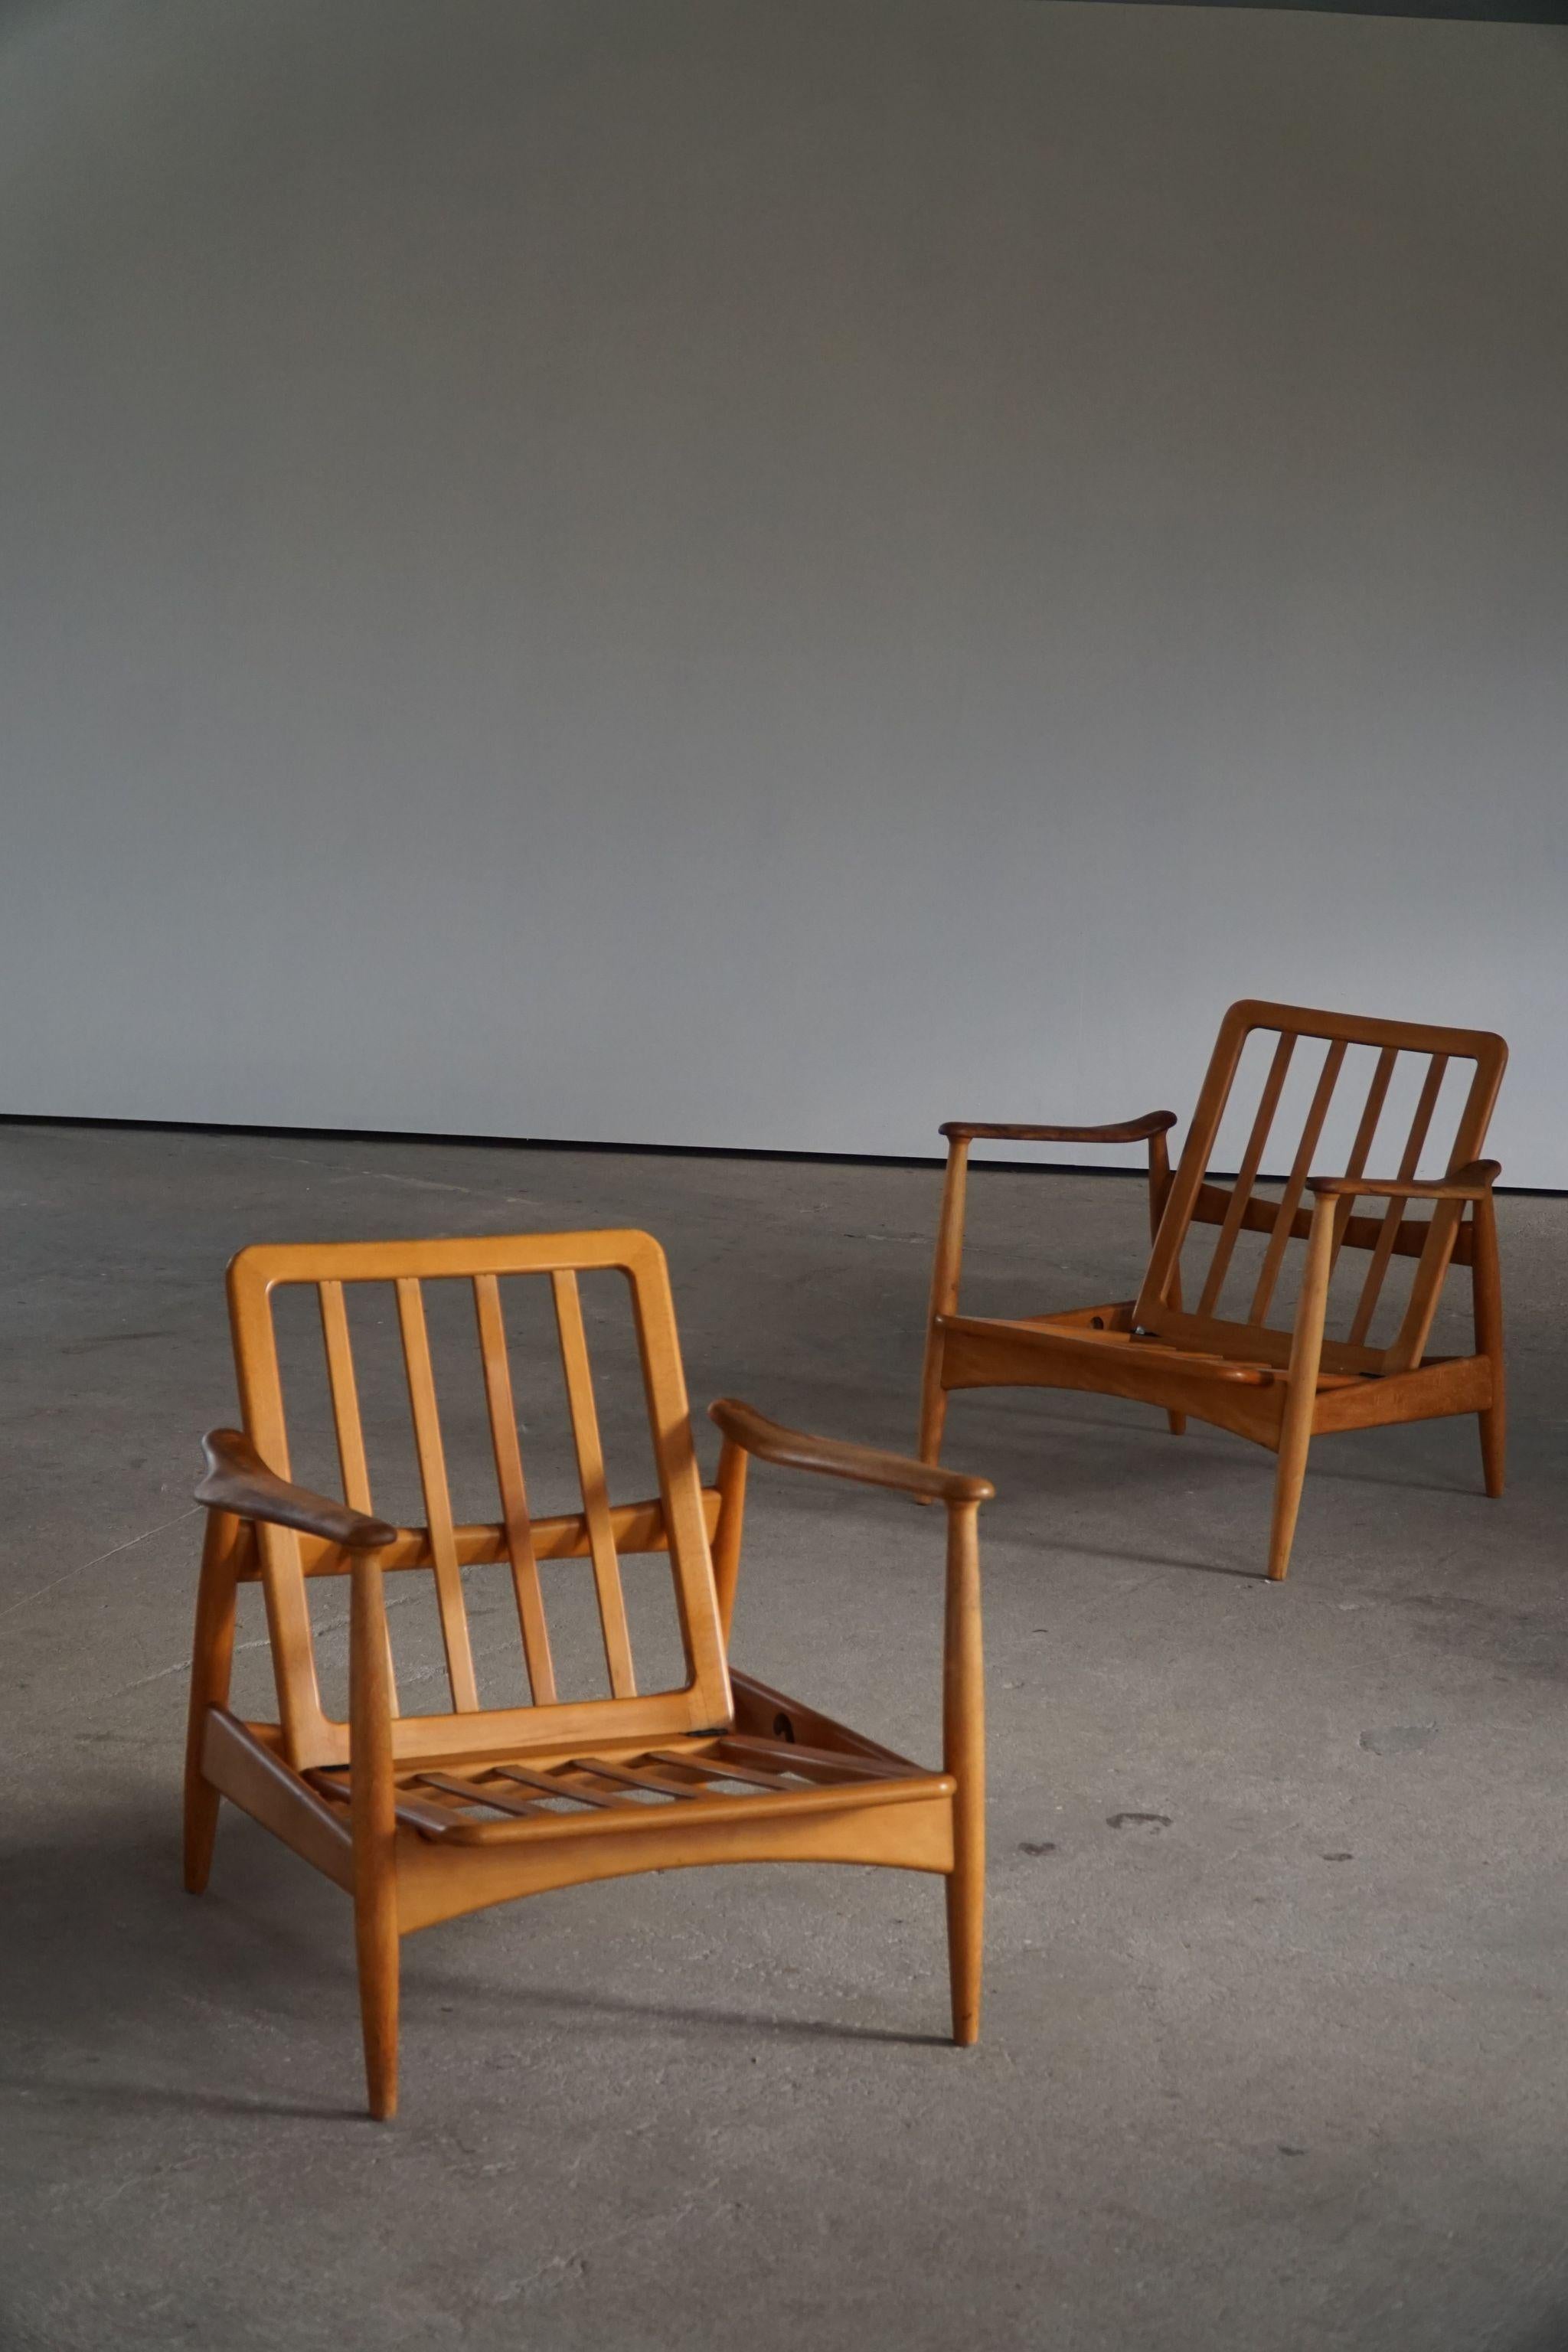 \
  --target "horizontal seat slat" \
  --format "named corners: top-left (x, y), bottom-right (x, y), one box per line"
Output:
top-left (568, 1756), bottom-right (704, 1800)
top-left (489, 1761), bottom-right (623, 1809)
top-left (651, 1748), bottom-right (798, 1792)
top-left (718, 1735), bottom-right (913, 1782)
top-left (416, 1772), bottom-right (545, 1821)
